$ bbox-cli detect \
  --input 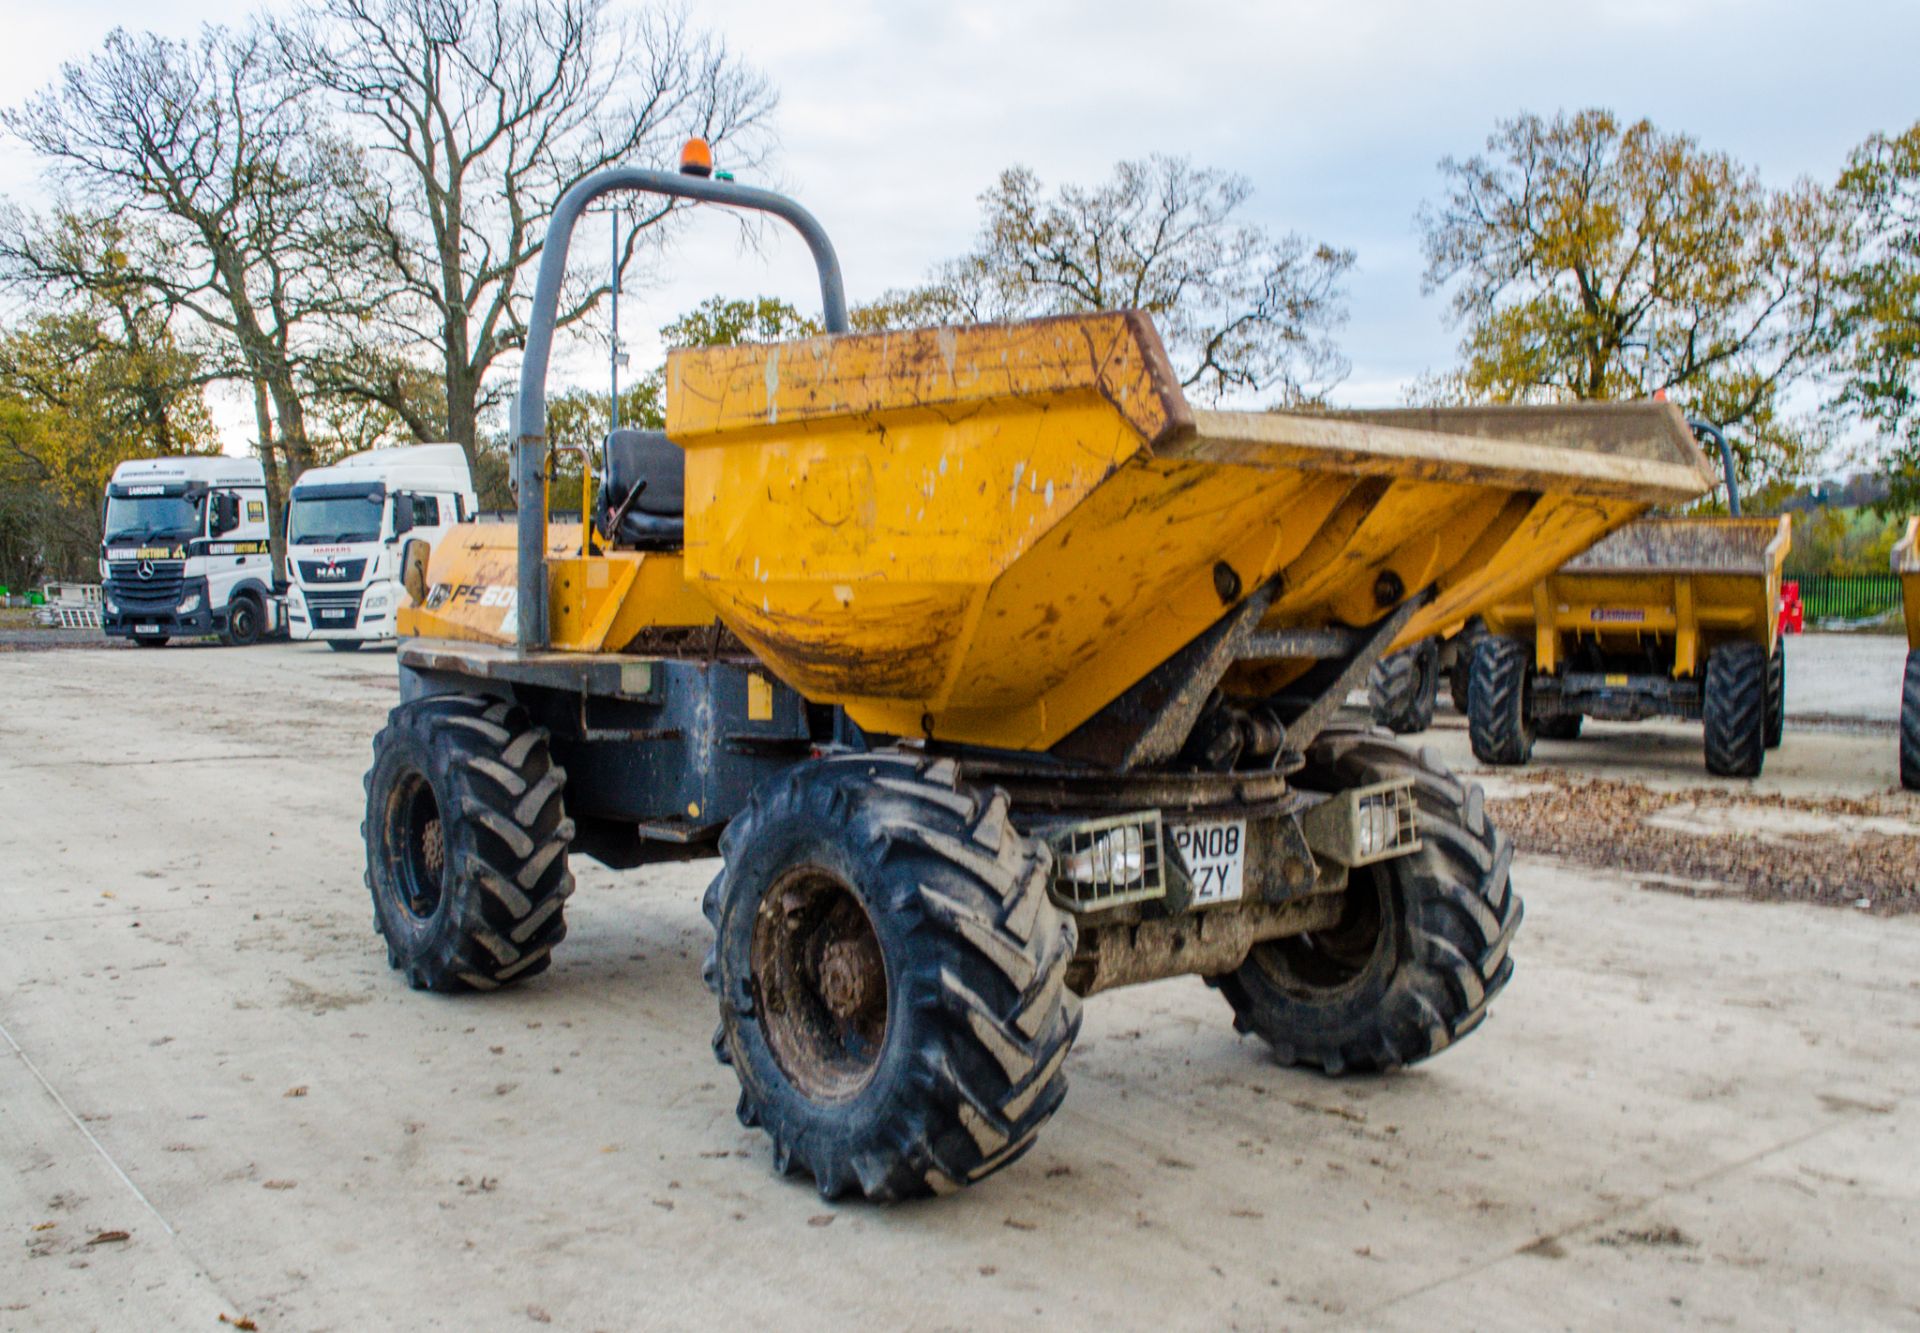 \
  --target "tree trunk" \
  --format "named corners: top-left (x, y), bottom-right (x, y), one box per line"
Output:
top-left (253, 379), bottom-right (289, 580)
